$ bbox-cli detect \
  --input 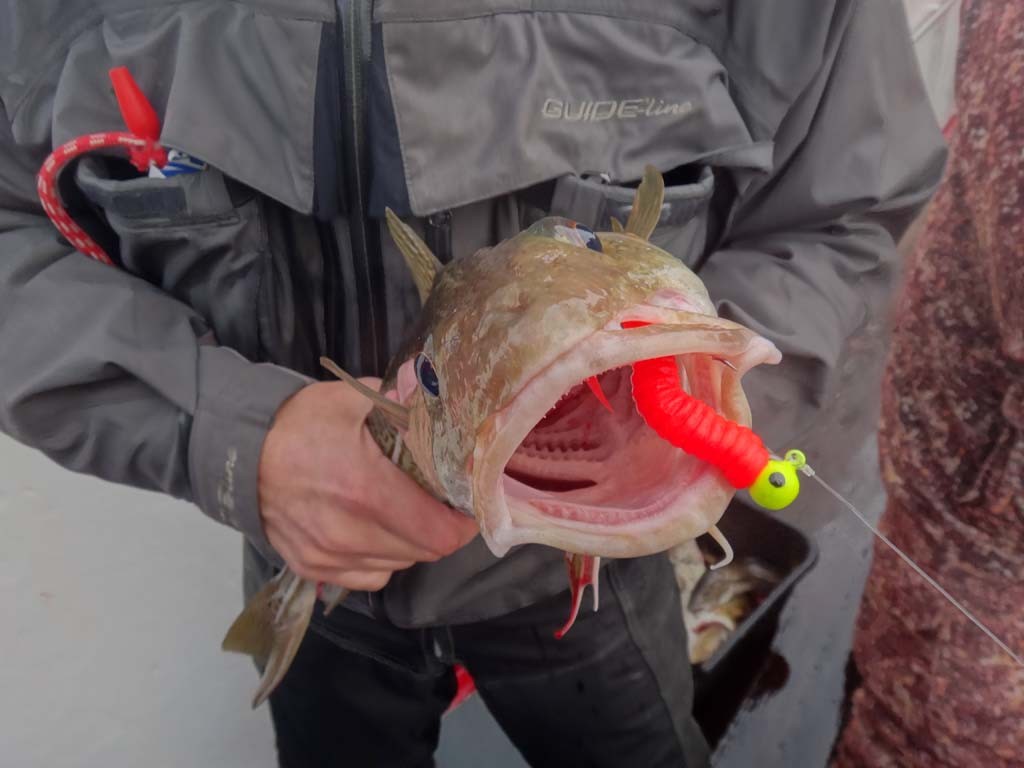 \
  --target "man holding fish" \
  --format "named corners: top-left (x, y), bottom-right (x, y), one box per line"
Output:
top-left (0, 1), bottom-right (945, 765)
